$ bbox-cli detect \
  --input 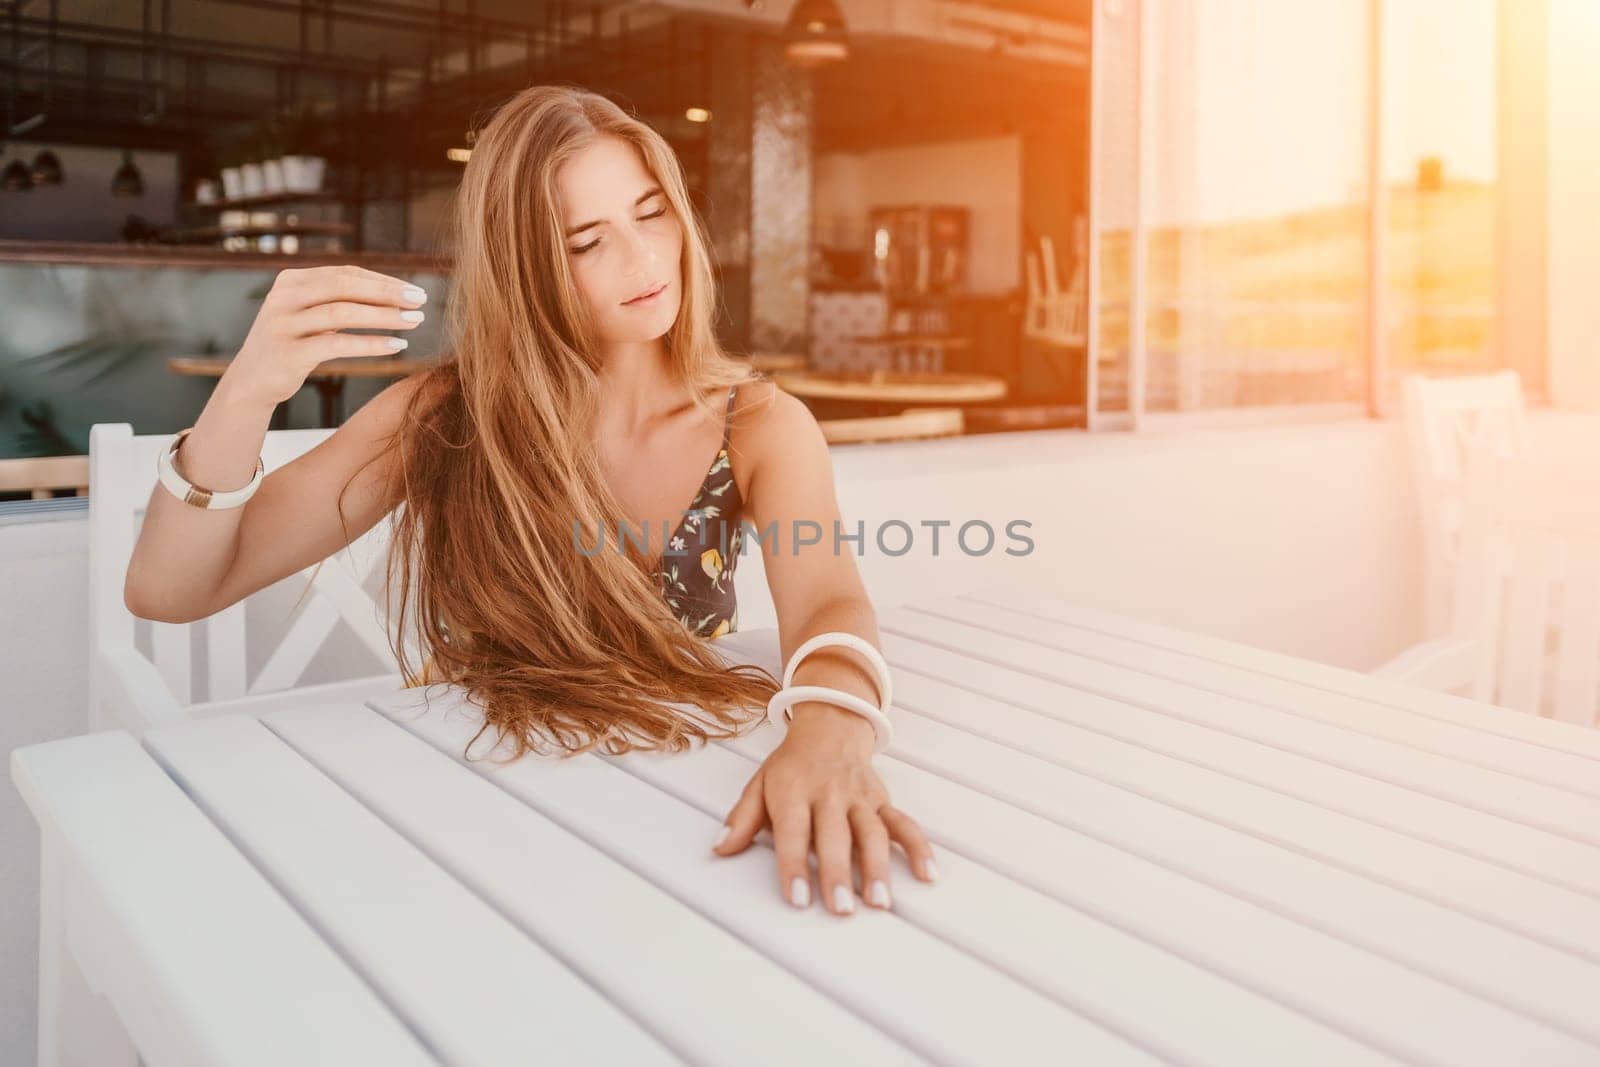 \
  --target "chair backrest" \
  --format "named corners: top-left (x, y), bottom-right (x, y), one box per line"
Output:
top-left (1400, 370), bottom-right (1528, 635)
top-left (1023, 217), bottom-right (1087, 347)
top-left (88, 423), bottom-right (403, 720)
top-left (1451, 442), bottom-right (1599, 726)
